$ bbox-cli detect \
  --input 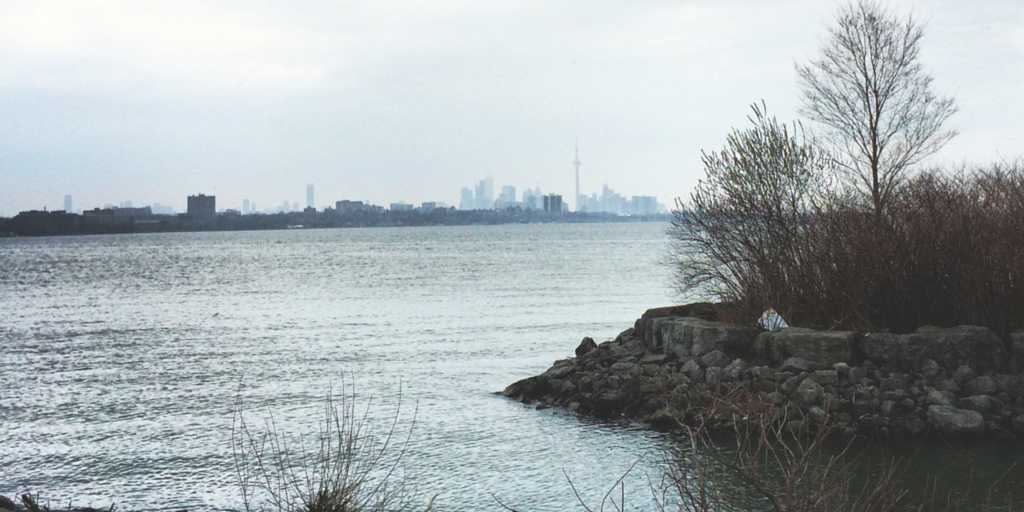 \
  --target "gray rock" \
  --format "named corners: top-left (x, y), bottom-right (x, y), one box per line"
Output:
top-left (921, 359), bottom-right (942, 379)
top-left (952, 365), bottom-right (976, 382)
top-left (1012, 414), bottom-right (1024, 435)
top-left (762, 328), bottom-right (857, 367)
top-left (680, 359), bottom-right (704, 382)
top-left (796, 378), bottom-right (824, 405)
top-left (880, 377), bottom-right (907, 392)
top-left (781, 374), bottom-right (805, 395)
top-left (637, 316), bottom-right (758, 358)
top-left (960, 395), bottom-right (995, 414)
top-left (926, 388), bottom-right (958, 407)
top-left (812, 370), bottom-right (839, 386)
top-left (861, 327), bottom-right (1007, 375)
top-left (610, 362), bottom-right (638, 373)
top-left (766, 391), bottom-right (786, 405)
top-left (575, 337), bottom-right (598, 357)
top-left (700, 349), bottom-right (732, 369)
top-left (615, 327), bottom-right (635, 344)
top-left (903, 416), bottom-right (927, 435)
top-left (963, 376), bottom-right (997, 397)
top-left (1010, 333), bottom-right (1024, 373)
top-left (993, 375), bottom-right (1019, 394)
top-left (781, 357), bottom-right (819, 373)
top-left (722, 358), bottom-right (749, 381)
top-left (927, 405), bottom-right (985, 436)
top-left (0, 496), bottom-right (16, 512)
top-left (935, 379), bottom-right (961, 394)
